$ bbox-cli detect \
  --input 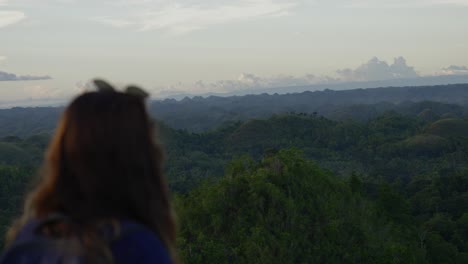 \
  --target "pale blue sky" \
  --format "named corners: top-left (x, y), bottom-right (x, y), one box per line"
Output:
top-left (0, 0), bottom-right (467, 105)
